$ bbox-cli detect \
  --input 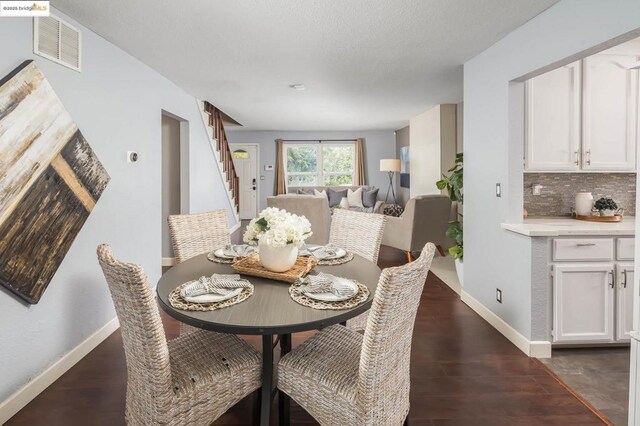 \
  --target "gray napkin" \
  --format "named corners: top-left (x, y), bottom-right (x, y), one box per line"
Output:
top-left (300, 244), bottom-right (340, 259)
top-left (181, 274), bottom-right (251, 298)
top-left (222, 244), bottom-right (257, 257)
top-left (297, 272), bottom-right (356, 297)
